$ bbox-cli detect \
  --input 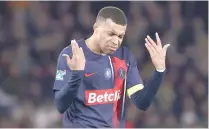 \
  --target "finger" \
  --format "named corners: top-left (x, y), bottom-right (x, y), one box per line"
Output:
top-left (79, 47), bottom-right (85, 59)
top-left (145, 38), bottom-right (155, 54)
top-left (155, 32), bottom-right (162, 47)
top-left (72, 39), bottom-right (79, 58)
top-left (146, 36), bottom-right (160, 54)
top-left (71, 40), bottom-right (76, 57)
top-left (73, 39), bottom-right (79, 55)
top-left (163, 44), bottom-right (170, 56)
top-left (147, 35), bottom-right (158, 49)
top-left (145, 43), bottom-right (154, 56)
top-left (62, 54), bottom-right (71, 64)
top-left (146, 36), bottom-right (162, 55)
top-left (62, 54), bottom-right (70, 58)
